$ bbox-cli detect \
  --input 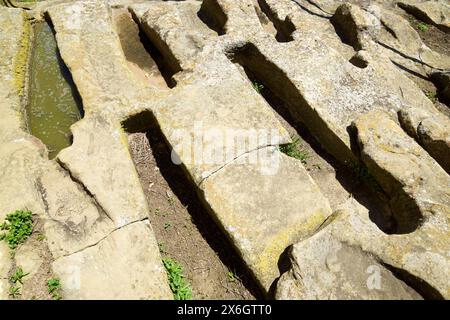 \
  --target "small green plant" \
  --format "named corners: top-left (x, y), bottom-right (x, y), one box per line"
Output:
top-left (158, 242), bottom-right (167, 254)
top-left (0, 210), bottom-right (33, 249)
top-left (164, 222), bottom-right (172, 229)
top-left (10, 267), bottom-right (29, 284)
top-left (162, 258), bottom-right (192, 300)
top-left (417, 22), bottom-right (429, 32)
top-left (36, 233), bottom-right (45, 241)
top-left (167, 196), bottom-right (175, 206)
top-left (47, 278), bottom-right (62, 300)
top-left (155, 208), bottom-right (170, 218)
top-left (227, 271), bottom-right (238, 282)
top-left (279, 138), bottom-right (308, 164)
top-left (9, 285), bottom-right (20, 299)
top-left (425, 91), bottom-right (437, 103)
top-left (252, 81), bottom-right (264, 93)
